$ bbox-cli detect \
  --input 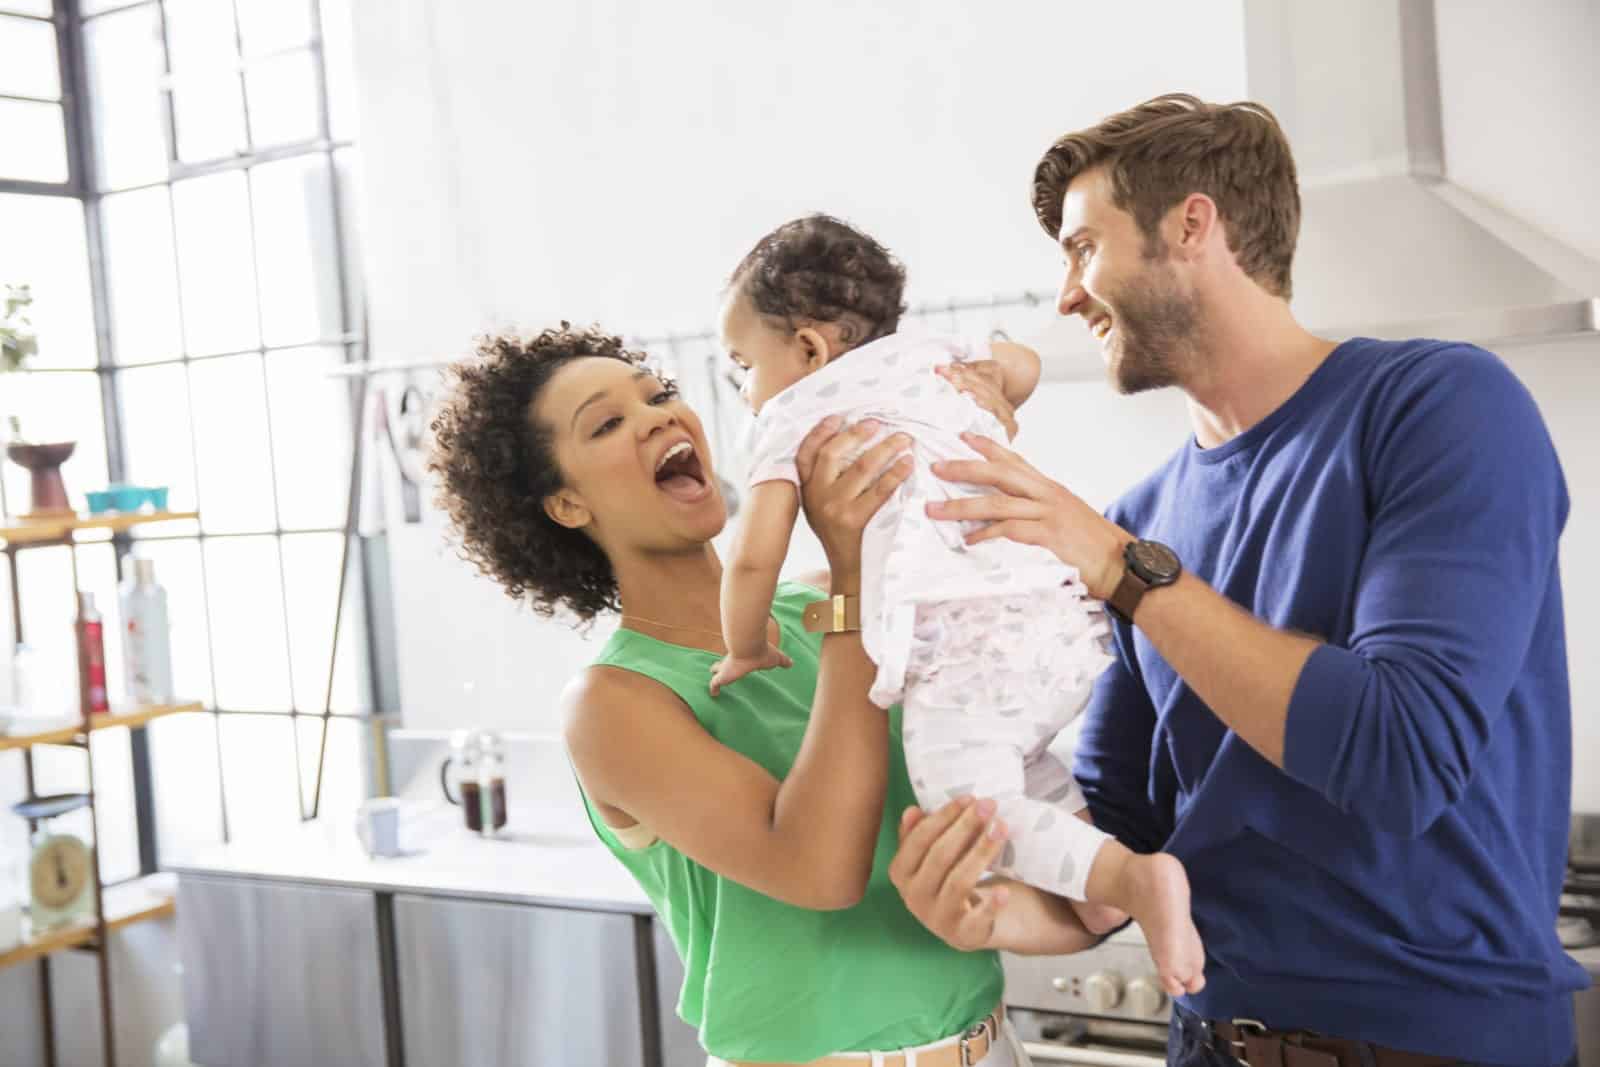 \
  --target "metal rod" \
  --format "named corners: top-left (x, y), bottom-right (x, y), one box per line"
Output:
top-left (23, 748), bottom-right (58, 1067)
top-left (311, 347), bottom-right (369, 816)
